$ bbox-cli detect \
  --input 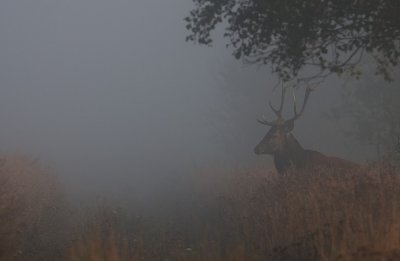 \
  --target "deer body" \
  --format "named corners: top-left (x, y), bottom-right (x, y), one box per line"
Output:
top-left (254, 86), bottom-right (358, 174)
top-left (271, 135), bottom-right (306, 173)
